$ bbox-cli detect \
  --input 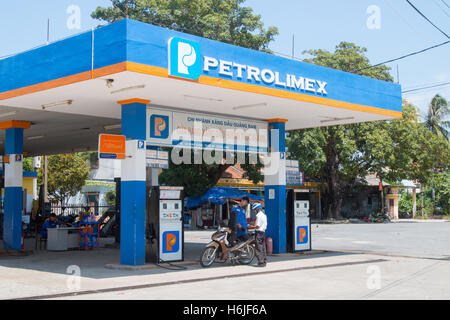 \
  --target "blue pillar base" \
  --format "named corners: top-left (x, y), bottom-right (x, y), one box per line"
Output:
top-left (120, 181), bottom-right (146, 266)
top-left (3, 187), bottom-right (23, 250)
top-left (264, 185), bottom-right (286, 253)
